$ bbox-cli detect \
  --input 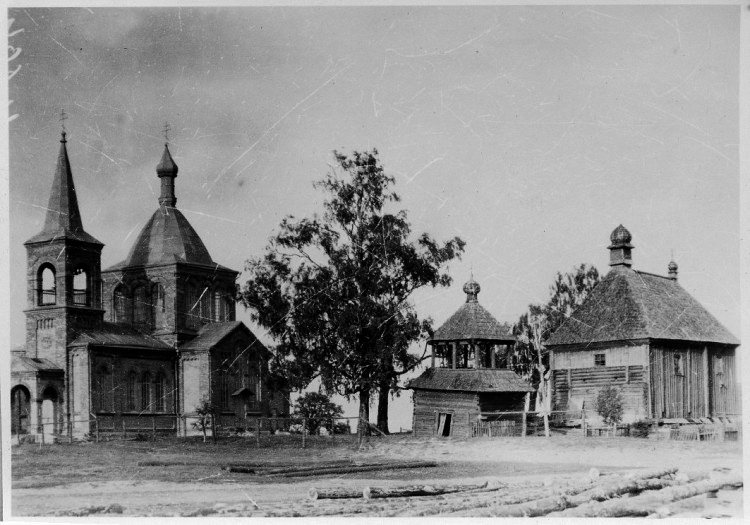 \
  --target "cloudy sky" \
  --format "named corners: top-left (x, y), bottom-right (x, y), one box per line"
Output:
top-left (7, 6), bottom-right (741, 428)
